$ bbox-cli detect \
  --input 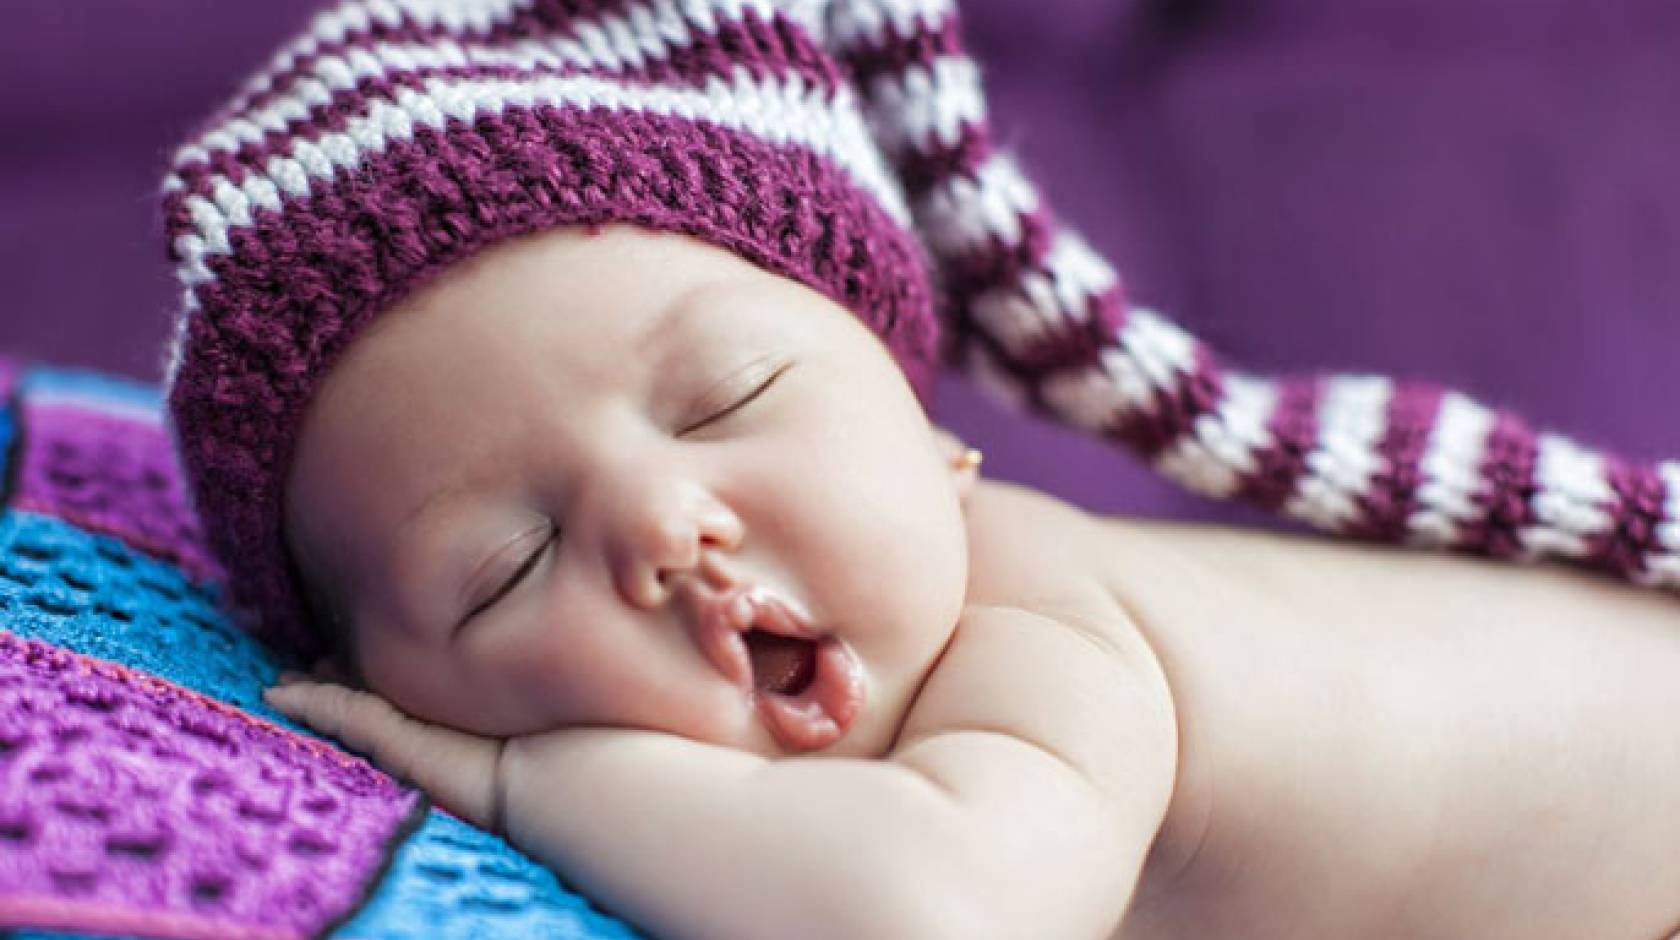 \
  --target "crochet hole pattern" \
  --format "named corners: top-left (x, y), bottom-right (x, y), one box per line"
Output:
top-left (333, 811), bottom-right (647, 940)
top-left (0, 633), bottom-right (422, 936)
top-left (0, 512), bottom-right (283, 719)
top-left (14, 393), bottom-right (222, 587)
